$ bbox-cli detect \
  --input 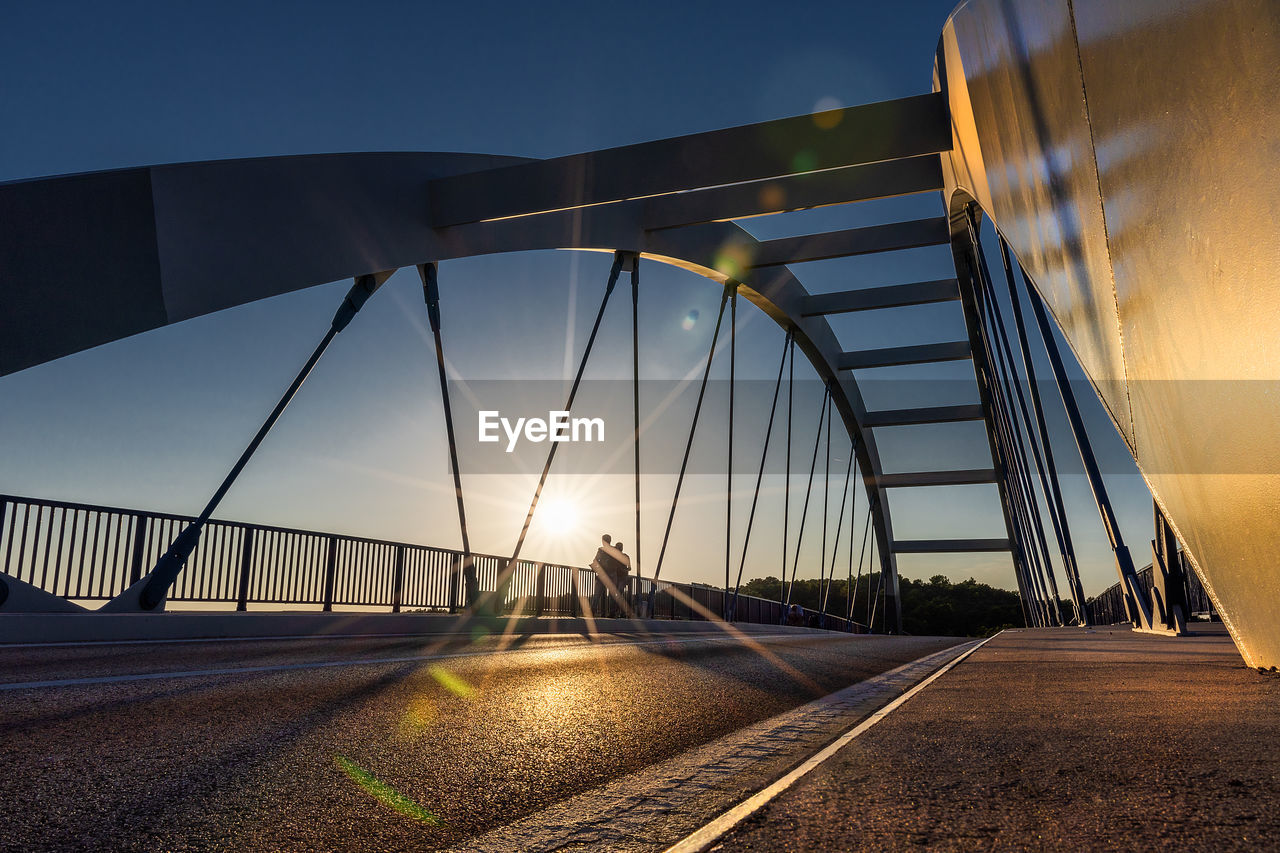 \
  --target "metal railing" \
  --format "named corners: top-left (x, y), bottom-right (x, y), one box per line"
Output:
top-left (0, 494), bottom-right (863, 630)
top-left (1086, 556), bottom-right (1216, 625)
